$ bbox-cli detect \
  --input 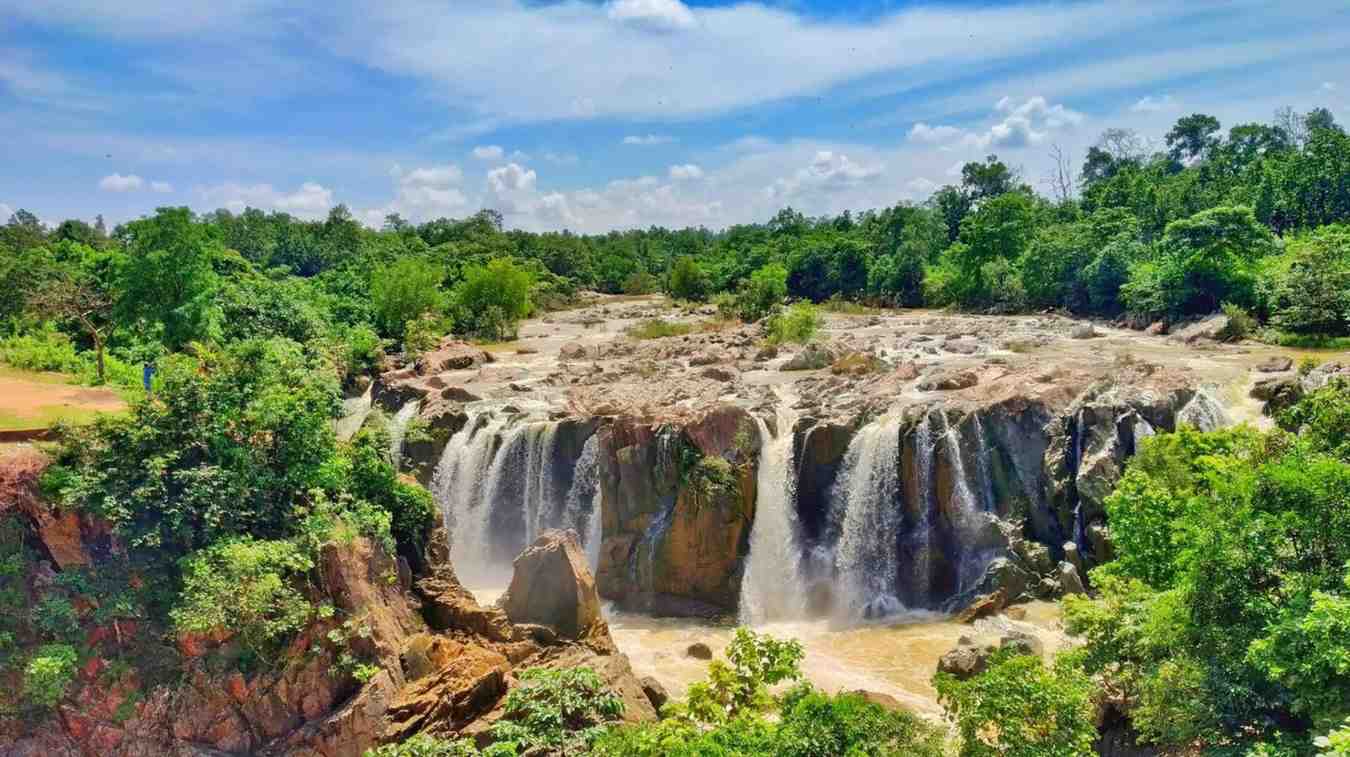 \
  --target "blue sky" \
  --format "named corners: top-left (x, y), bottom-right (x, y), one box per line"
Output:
top-left (2, 0), bottom-right (1348, 232)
